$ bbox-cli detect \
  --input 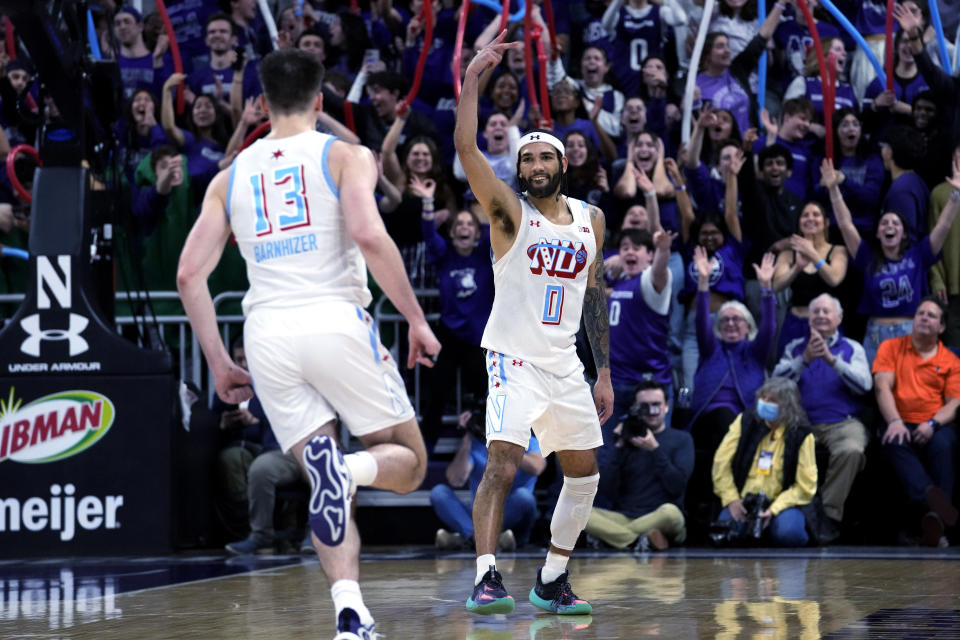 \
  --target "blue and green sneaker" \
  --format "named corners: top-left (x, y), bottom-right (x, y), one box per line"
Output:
top-left (528, 568), bottom-right (592, 615)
